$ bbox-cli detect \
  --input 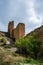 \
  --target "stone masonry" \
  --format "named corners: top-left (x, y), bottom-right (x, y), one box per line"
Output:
top-left (8, 21), bottom-right (14, 38)
top-left (8, 21), bottom-right (25, 41)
